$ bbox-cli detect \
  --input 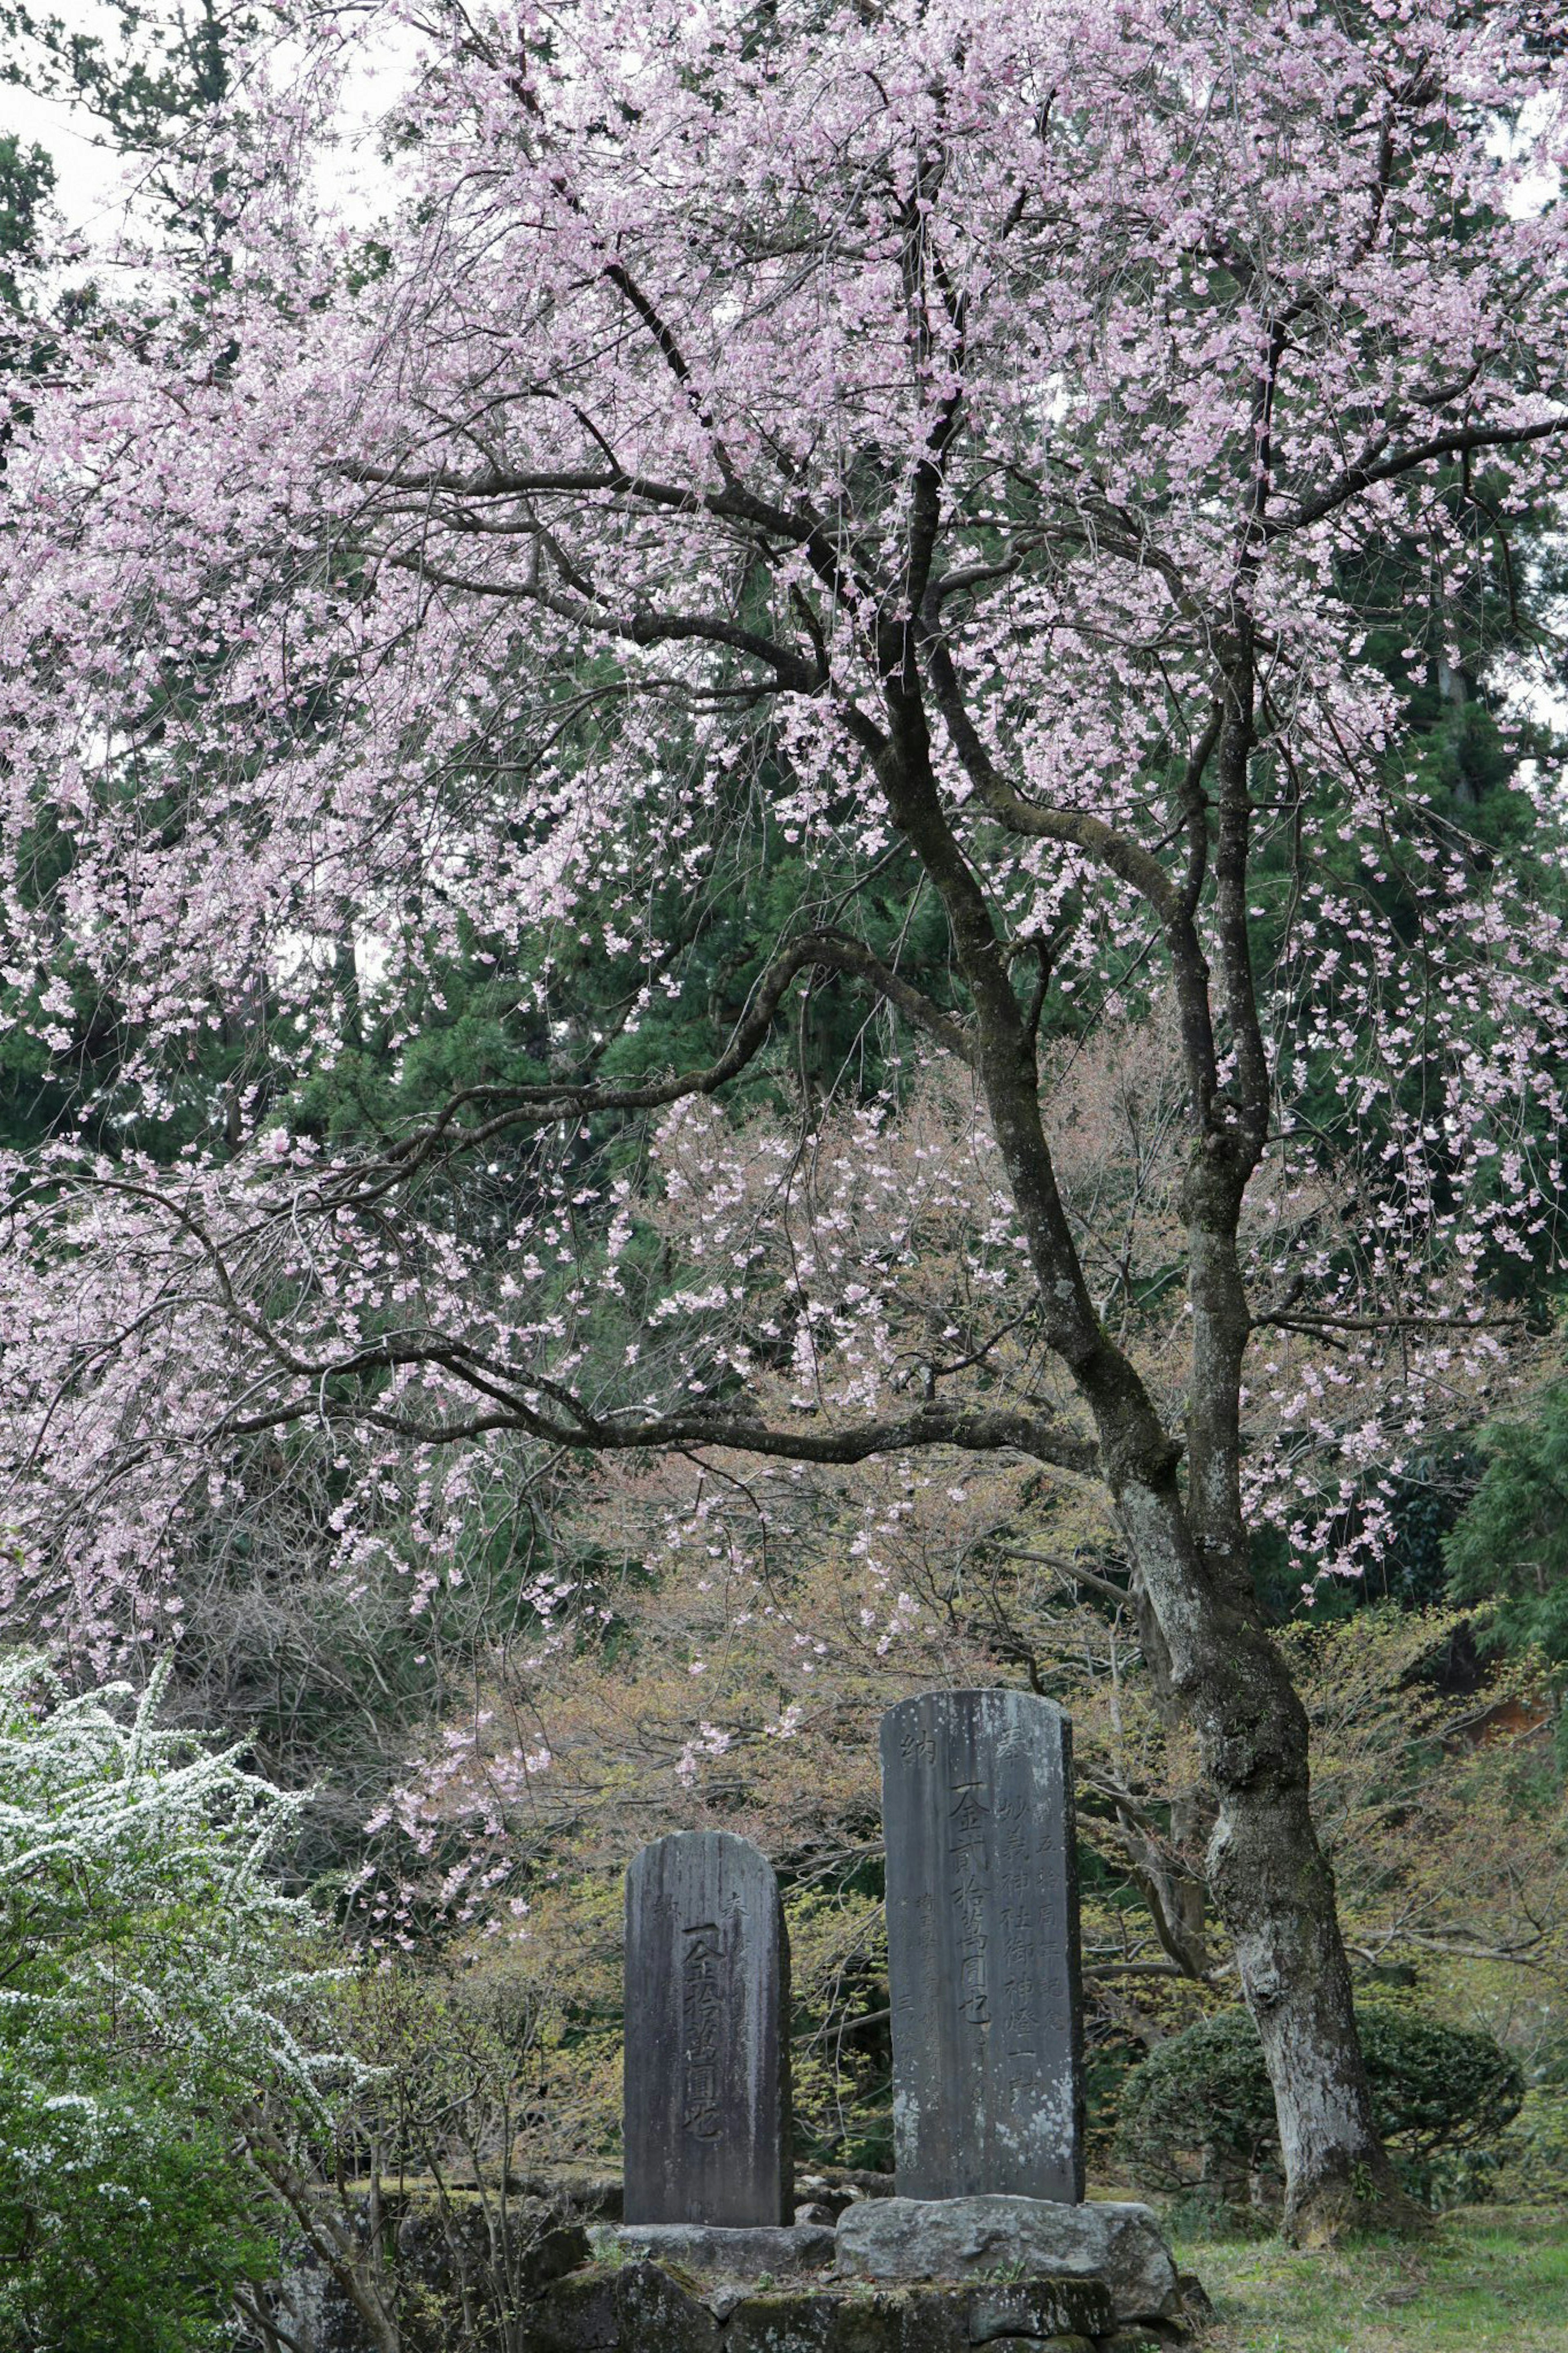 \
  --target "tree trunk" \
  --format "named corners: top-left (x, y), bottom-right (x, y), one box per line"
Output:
top-left (1112, 1465), bottom-right (1423, 2243)
top-left (1116, 1571), bottom-right (1212, 1983)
